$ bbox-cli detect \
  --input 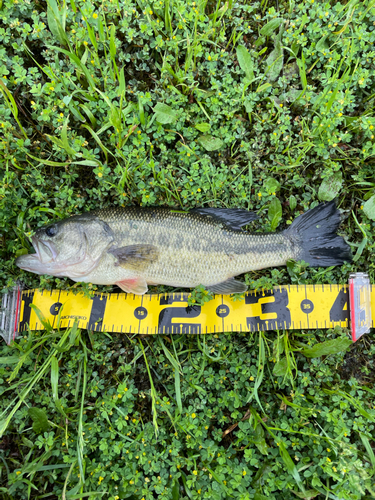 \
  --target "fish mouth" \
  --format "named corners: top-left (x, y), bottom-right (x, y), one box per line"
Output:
top-left (15, 252), bottom-right (53, 275)
top-left (16, 236), bottom-right (101, 278)
top-left (15, 237), bottom-right (64, 275)
top-left (32, 236), bottom-right (58, 263)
